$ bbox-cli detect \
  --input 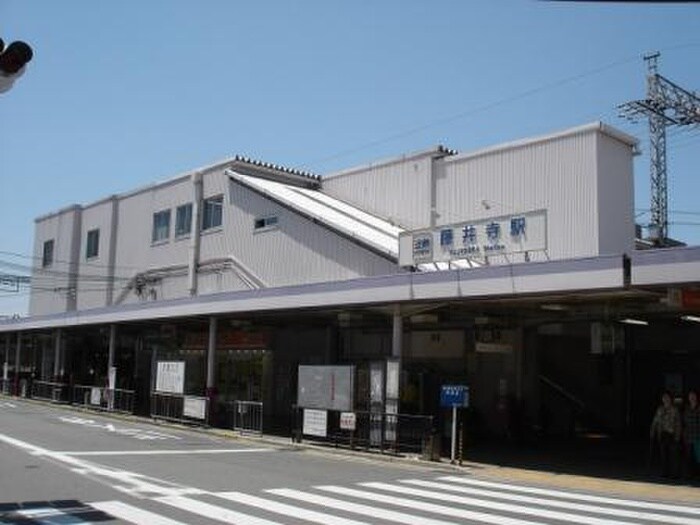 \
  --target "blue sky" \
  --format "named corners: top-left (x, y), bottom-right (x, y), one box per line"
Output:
top-left (1, 1), bottom-right (699, 316)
